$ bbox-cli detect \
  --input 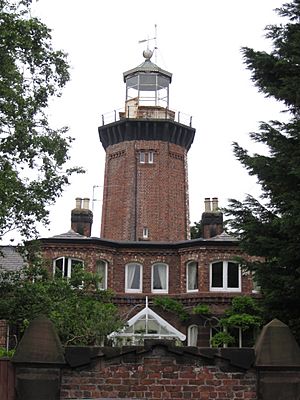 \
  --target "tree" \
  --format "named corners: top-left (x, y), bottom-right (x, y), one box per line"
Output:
top-left (225, 0), bottom-right (300, 342)
top-left (190, 221), bottom-right (202, 239)
top-left (0, 263), bottom-right (123, 346)
top-left (0, 0), bottom-right (82, 240)
top-left (210, 296), bottom-right (263, 348)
